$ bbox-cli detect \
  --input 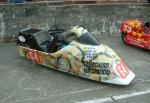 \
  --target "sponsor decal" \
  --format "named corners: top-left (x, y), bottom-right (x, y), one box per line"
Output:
top-left (83, 62), bottom-right (110, 75)
top-left (26, 51), bottom-right (40, 63)
top-left (116, 61), bottom-right (129, 79)
top-left (84, 62), bottom-right (109, 68)
top-left (84, 67), bottom-right (110, 75)
top-left (127, 36), bottom-right (144, 47)
top-left (83, 47), bottom-right (97, 59)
